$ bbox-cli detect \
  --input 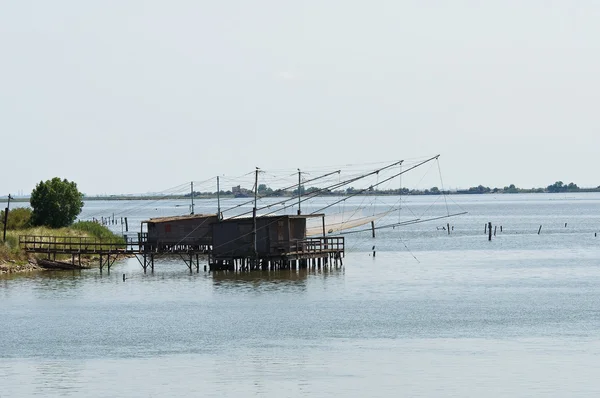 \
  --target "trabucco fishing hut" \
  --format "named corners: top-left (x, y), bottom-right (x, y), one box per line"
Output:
top-left (210, 214), bottom-right (344, 271)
